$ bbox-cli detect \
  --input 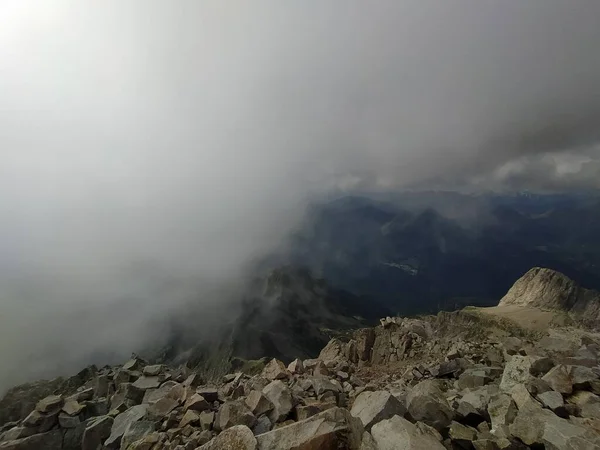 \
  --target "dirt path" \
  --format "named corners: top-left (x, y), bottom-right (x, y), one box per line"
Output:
top-left (477, 305), bottom-right (559, 332)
